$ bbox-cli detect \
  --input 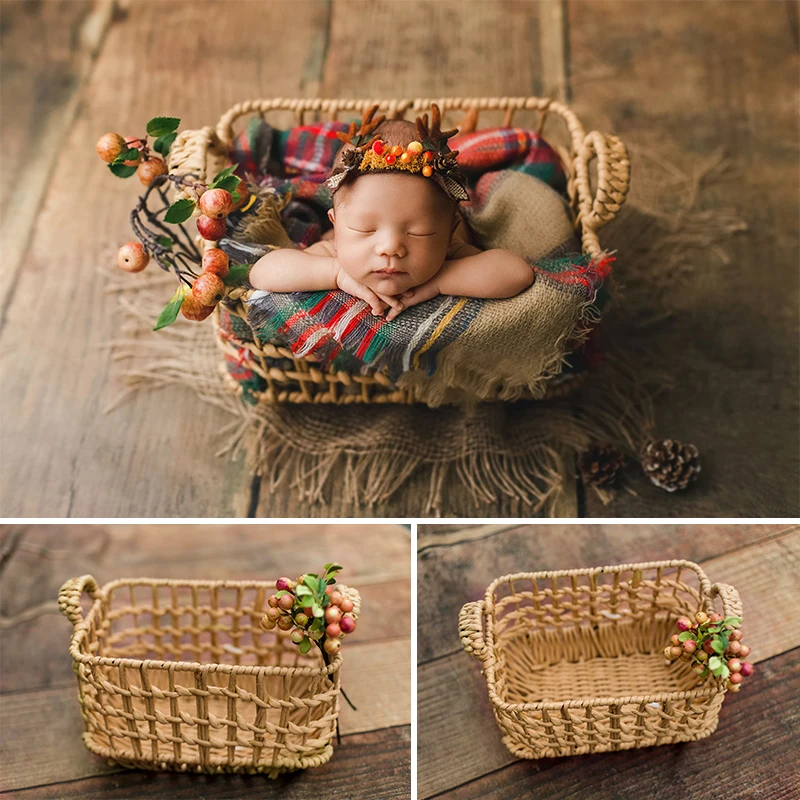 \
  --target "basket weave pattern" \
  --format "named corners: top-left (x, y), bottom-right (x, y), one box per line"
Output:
top-left (169, 96), bottom-right (630, 405)
top-left (459, 561), bottom-right (742, 759)
top-left (59, 575), bottom-right (361, 774)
